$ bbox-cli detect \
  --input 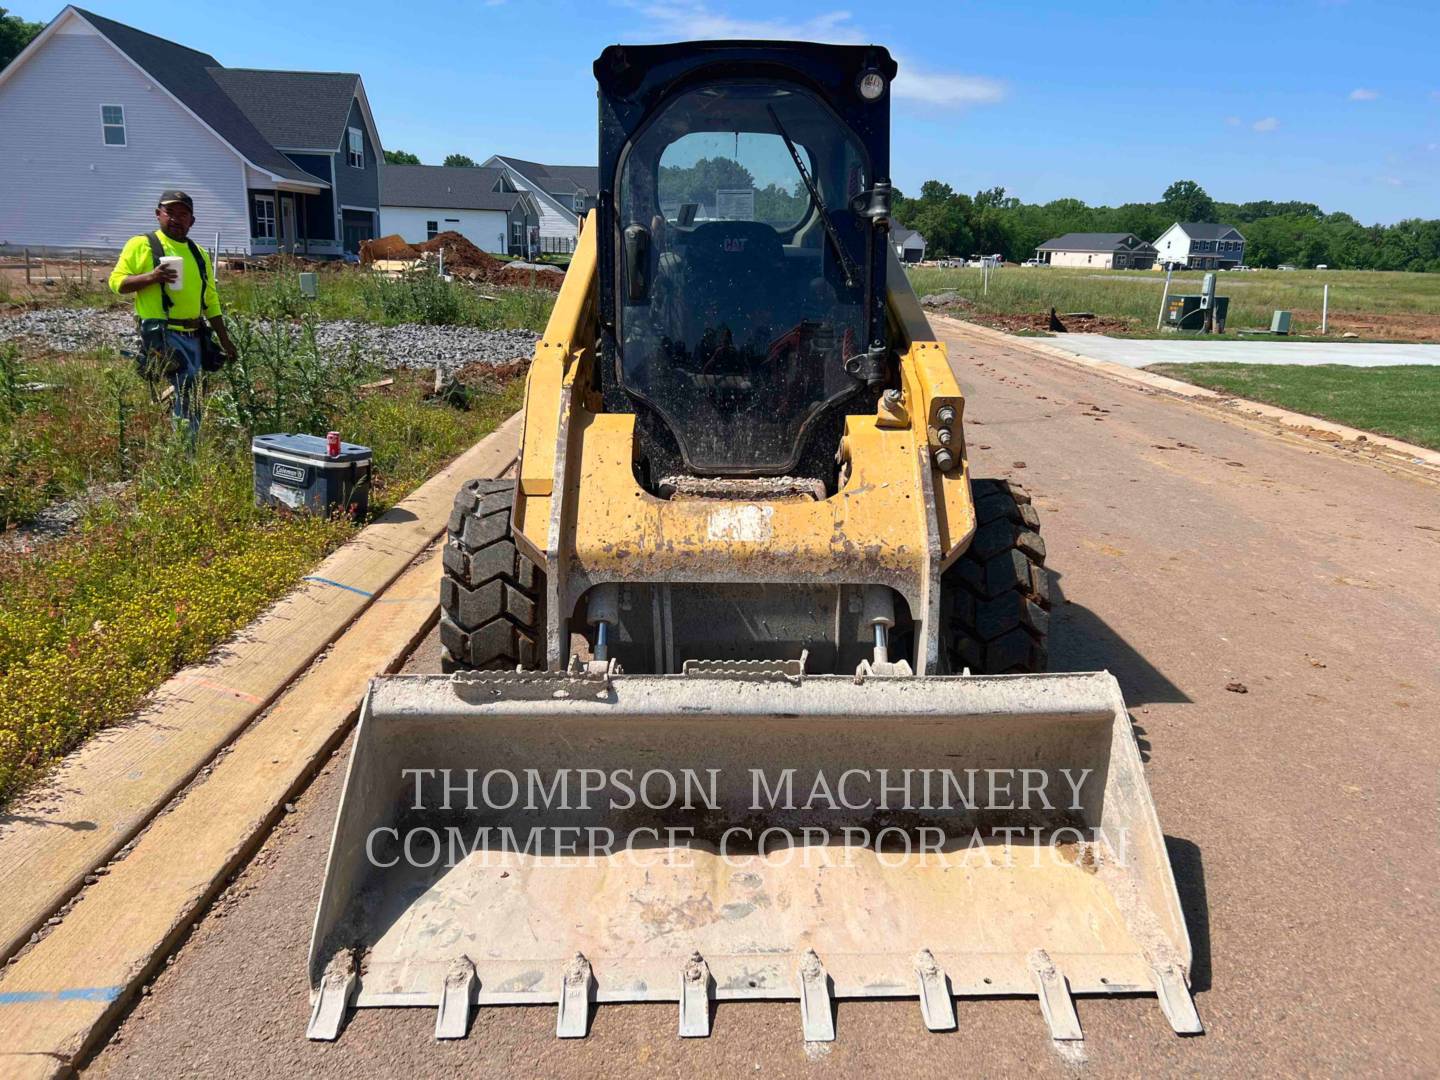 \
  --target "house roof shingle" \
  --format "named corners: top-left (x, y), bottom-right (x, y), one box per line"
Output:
top-left (495, 157), bottom-right (599, 195)
top-left (72, 8), bottom-right (327, 187)
top-left (207, 68), bottom-right (361, 151)
top-left (1037, 232), bottom-right (1157, 253)
top-left (1174, 222), bottom-right (1245, 240)
top-left (381, 165), bottom-right (530, 211)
